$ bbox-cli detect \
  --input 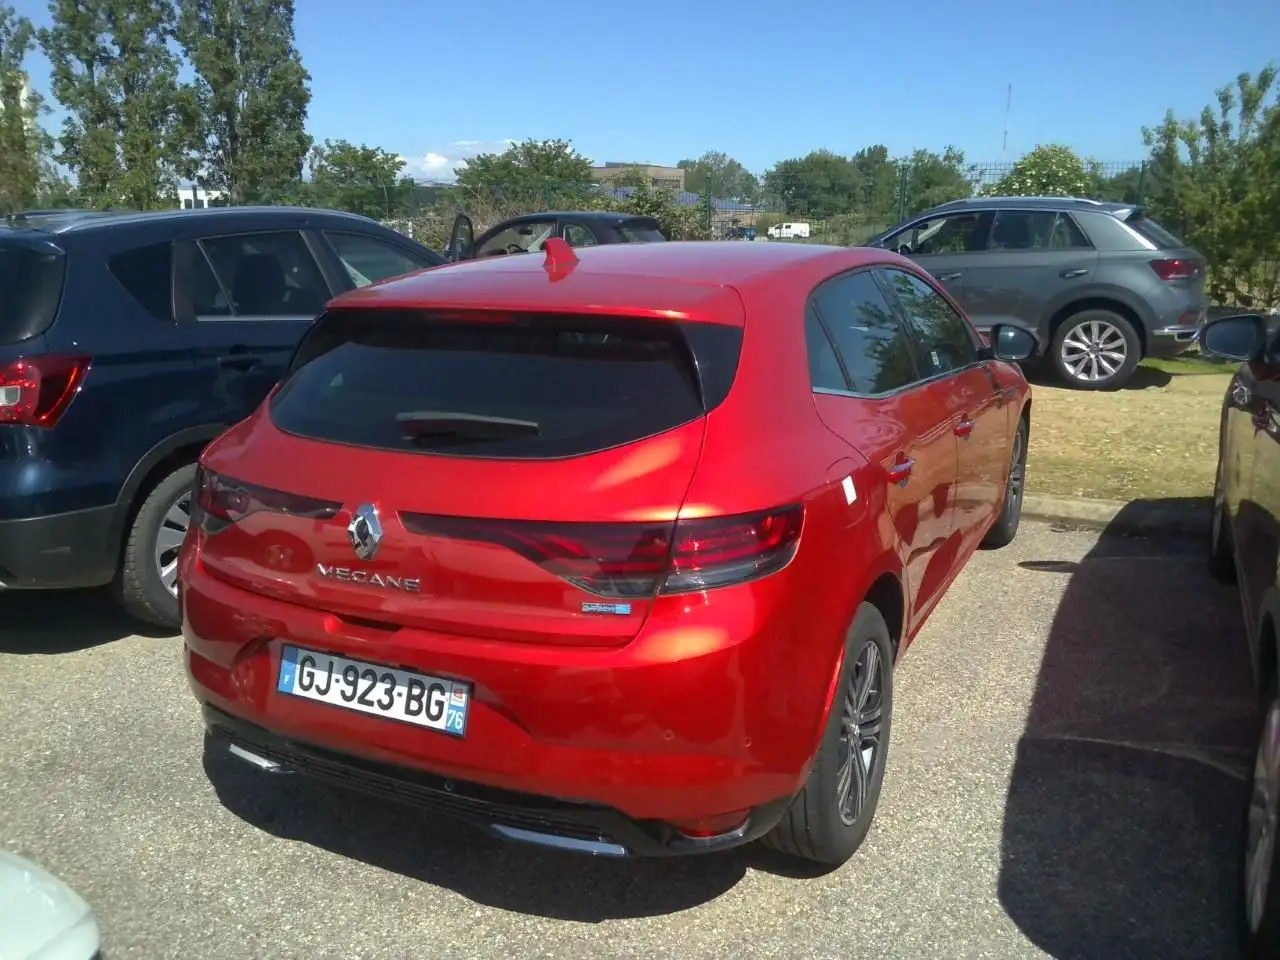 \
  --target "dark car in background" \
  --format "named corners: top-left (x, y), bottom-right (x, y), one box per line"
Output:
top-left (869, 196), bottom-right (1208, 390)
top-left (1200, 311), bottom-right (1280, 958)
top-left (444, 210), bottom-right (666, 261)
top-left (0, 206), bottom-right (445, 630)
